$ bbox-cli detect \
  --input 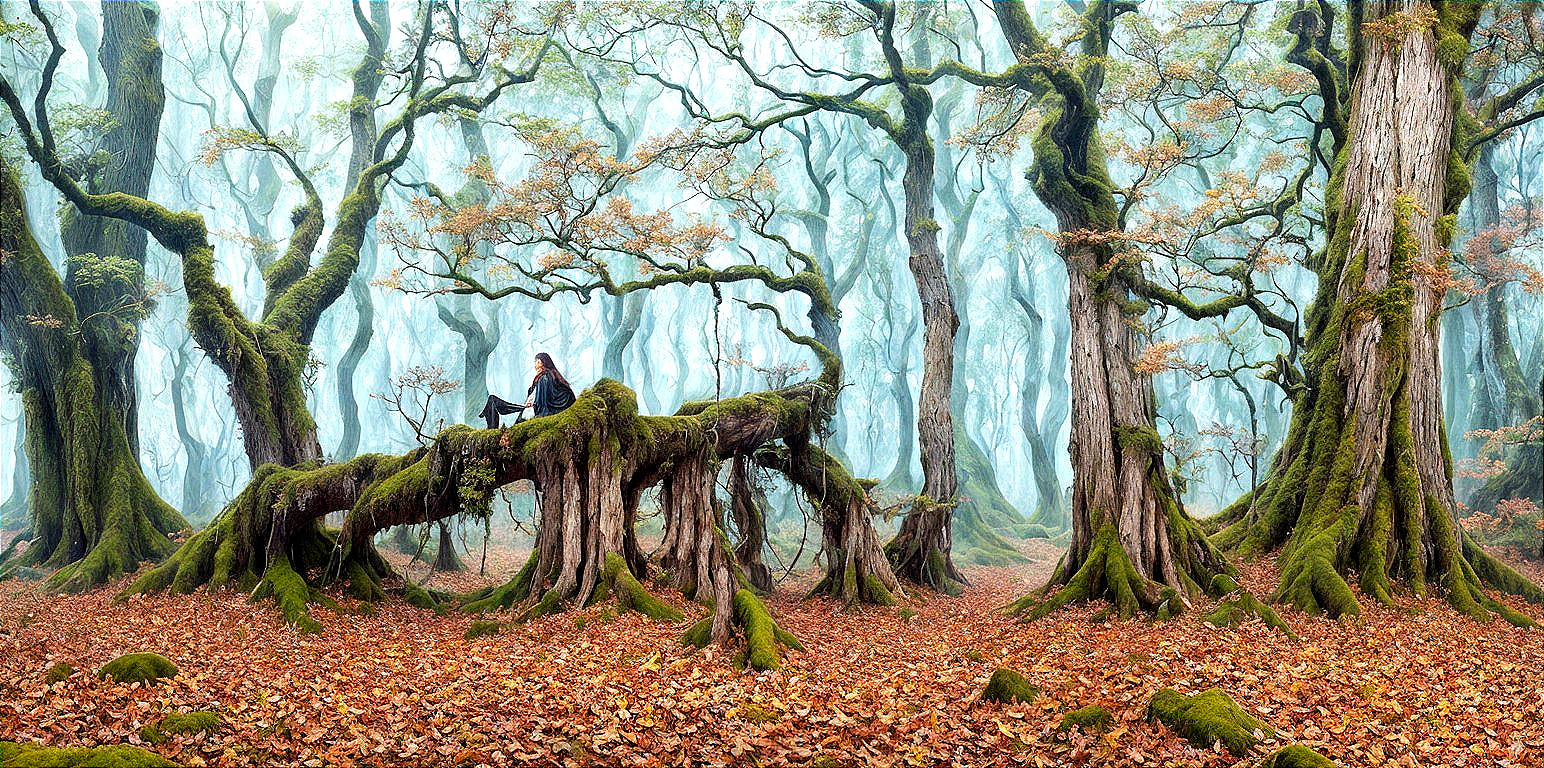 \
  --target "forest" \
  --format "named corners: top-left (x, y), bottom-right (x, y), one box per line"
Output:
top-left (1, 0), bottom-right (1542, 765)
